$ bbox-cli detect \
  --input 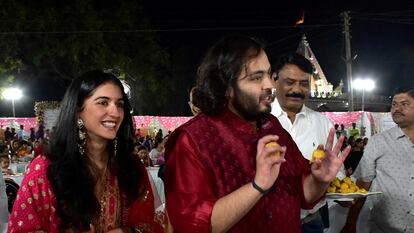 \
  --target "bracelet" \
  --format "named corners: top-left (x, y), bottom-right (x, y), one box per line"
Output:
top-left (251, 179), bottom-right (271, 194)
